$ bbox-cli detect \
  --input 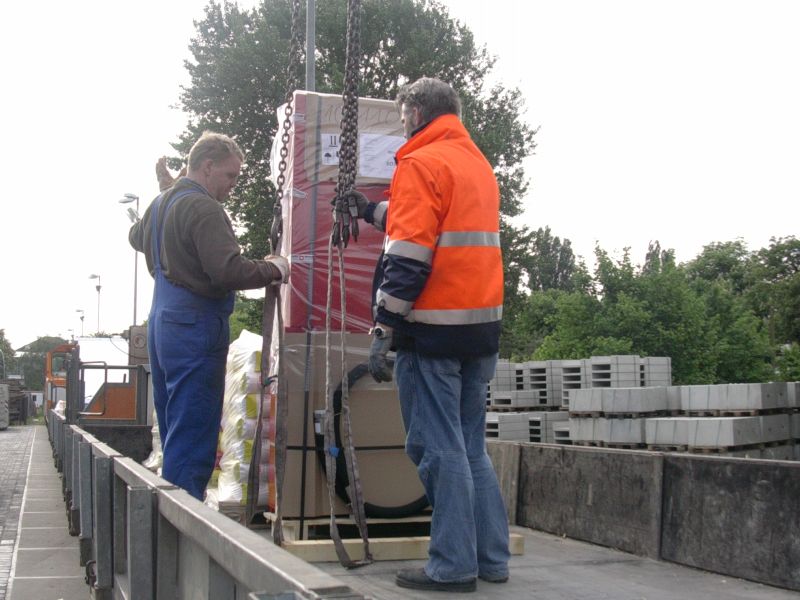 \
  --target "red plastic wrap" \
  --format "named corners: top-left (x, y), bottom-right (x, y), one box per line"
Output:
top-left (276, 91), bottom-right (405, 333)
